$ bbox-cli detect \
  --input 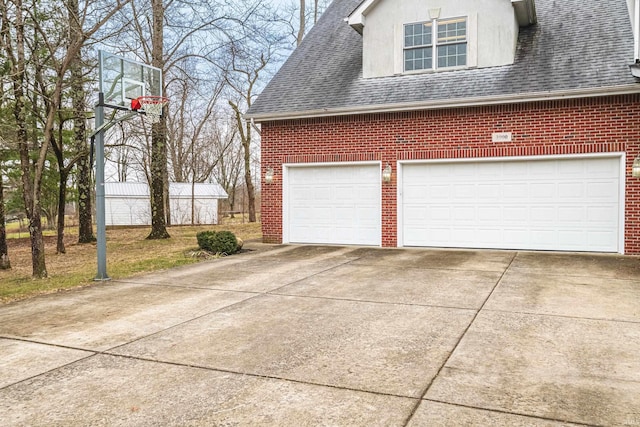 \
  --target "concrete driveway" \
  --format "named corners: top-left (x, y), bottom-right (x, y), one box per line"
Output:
top-left (1, 243), bottom-right (639, 426)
